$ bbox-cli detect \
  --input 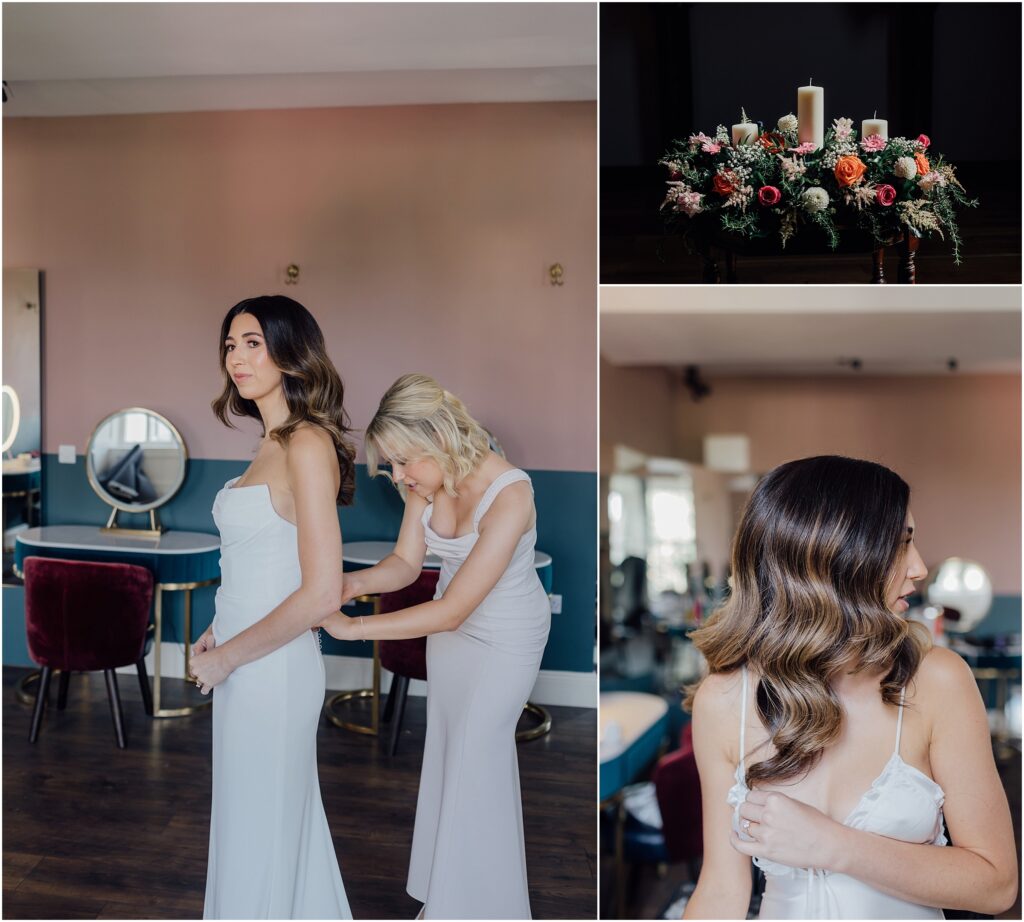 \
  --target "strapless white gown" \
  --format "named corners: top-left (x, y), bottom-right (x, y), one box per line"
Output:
top-left (203, 477), bottom-right (351, 920)
top-left (407, 469), bottom-right (552, 919)
top-left (728, 666), bottom-right (946, 919)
